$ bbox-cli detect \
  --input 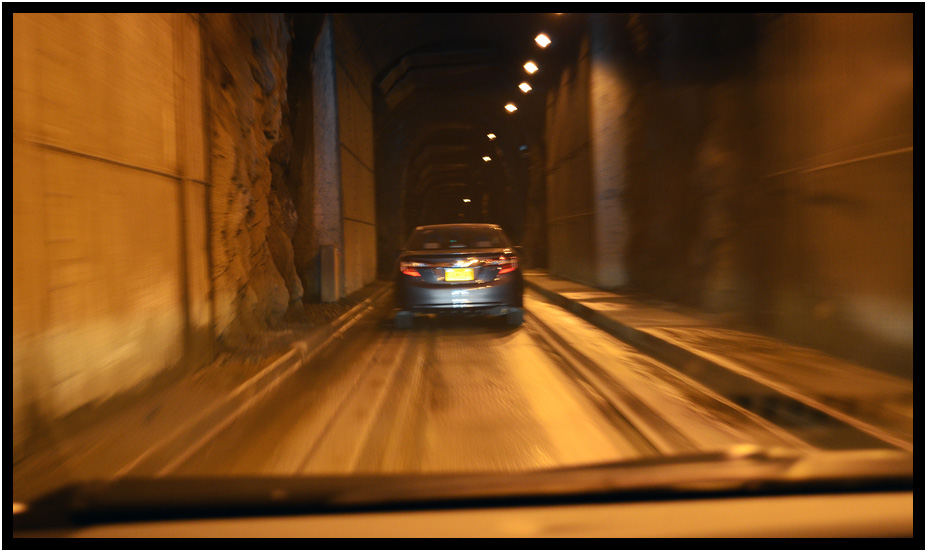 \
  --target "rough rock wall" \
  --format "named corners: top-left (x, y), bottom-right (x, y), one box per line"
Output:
top-left (201, 13), bottom-right (298, 343)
